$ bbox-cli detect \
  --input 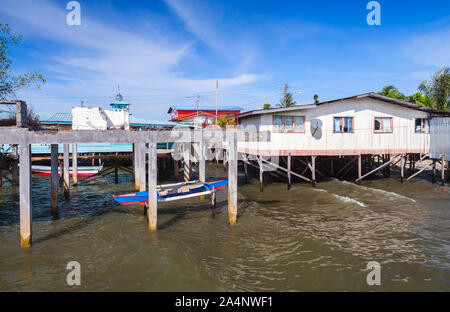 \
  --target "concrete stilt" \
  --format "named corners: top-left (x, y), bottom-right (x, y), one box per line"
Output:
top-left (357, 154), bottom-right (362, 185)
top-left (258, 155), bottom-right (264, 192)
top-left (228, 131), bottom-right (237, 226)
top-left (50, 144), bottom-right (59, 213)
top-left (137, 142), bottom-right (146, 192)
top-left (147, 142), bottom-right (157, 231)
top-left (72, 144), bottom-right (78, 186)
top-left (400, 154), bottom-right (405, 183)
top-left (183, 143), bottom-right (191, 182)
top-left (199, 130), bottom-right (206, 183)
top-left (63, 144), bottom-right (70, 198)
top-left (19, 143), bottom-right (32, 247)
